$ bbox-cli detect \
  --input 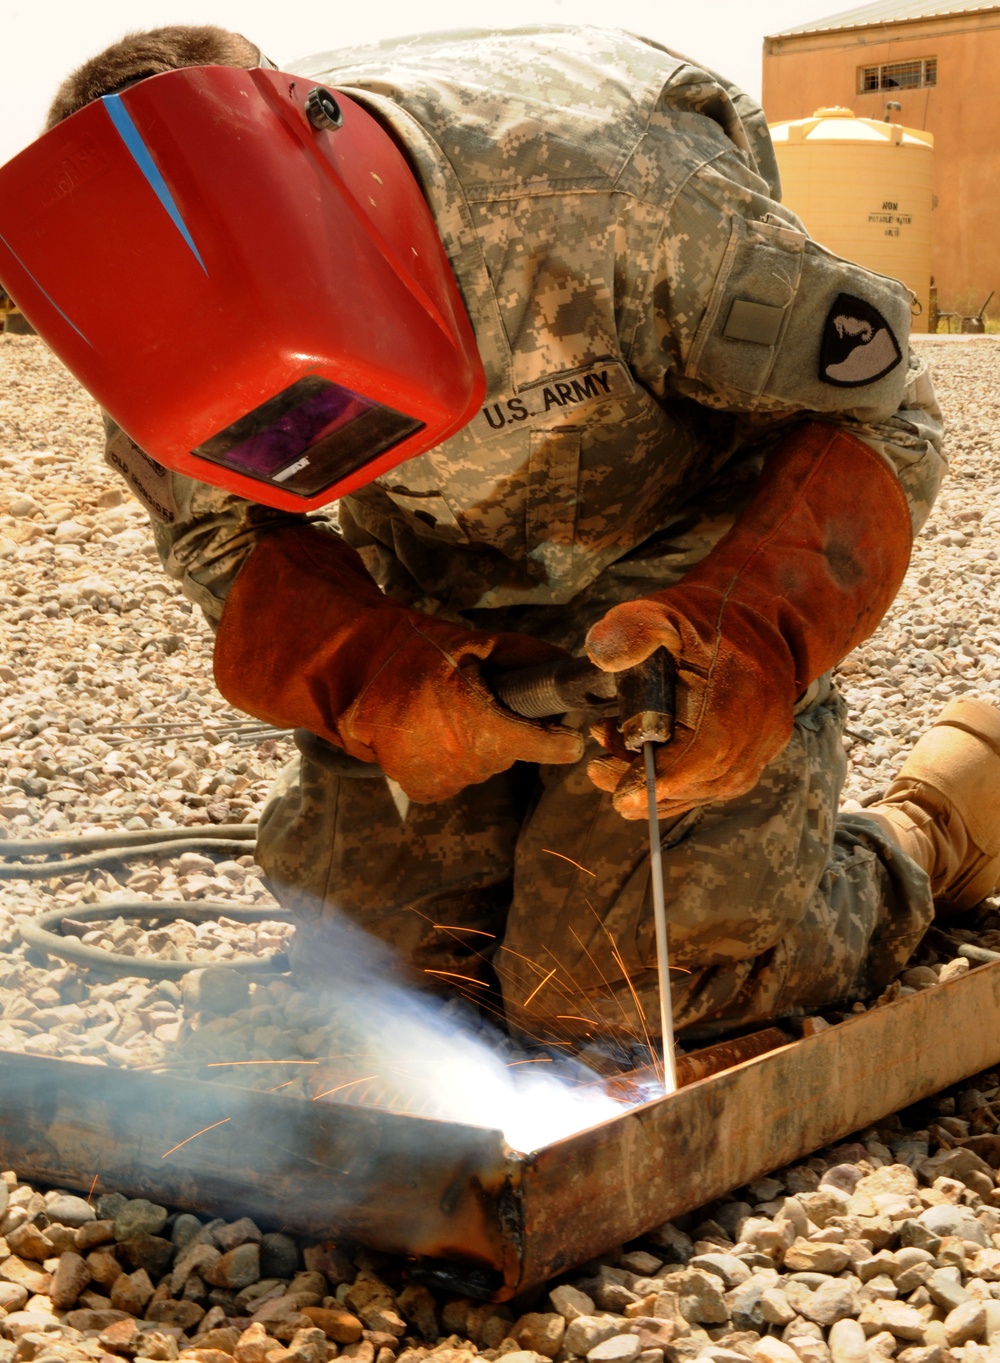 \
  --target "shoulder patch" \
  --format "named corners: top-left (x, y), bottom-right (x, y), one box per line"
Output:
top-left (819, 293), bottom-right (902, 388)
